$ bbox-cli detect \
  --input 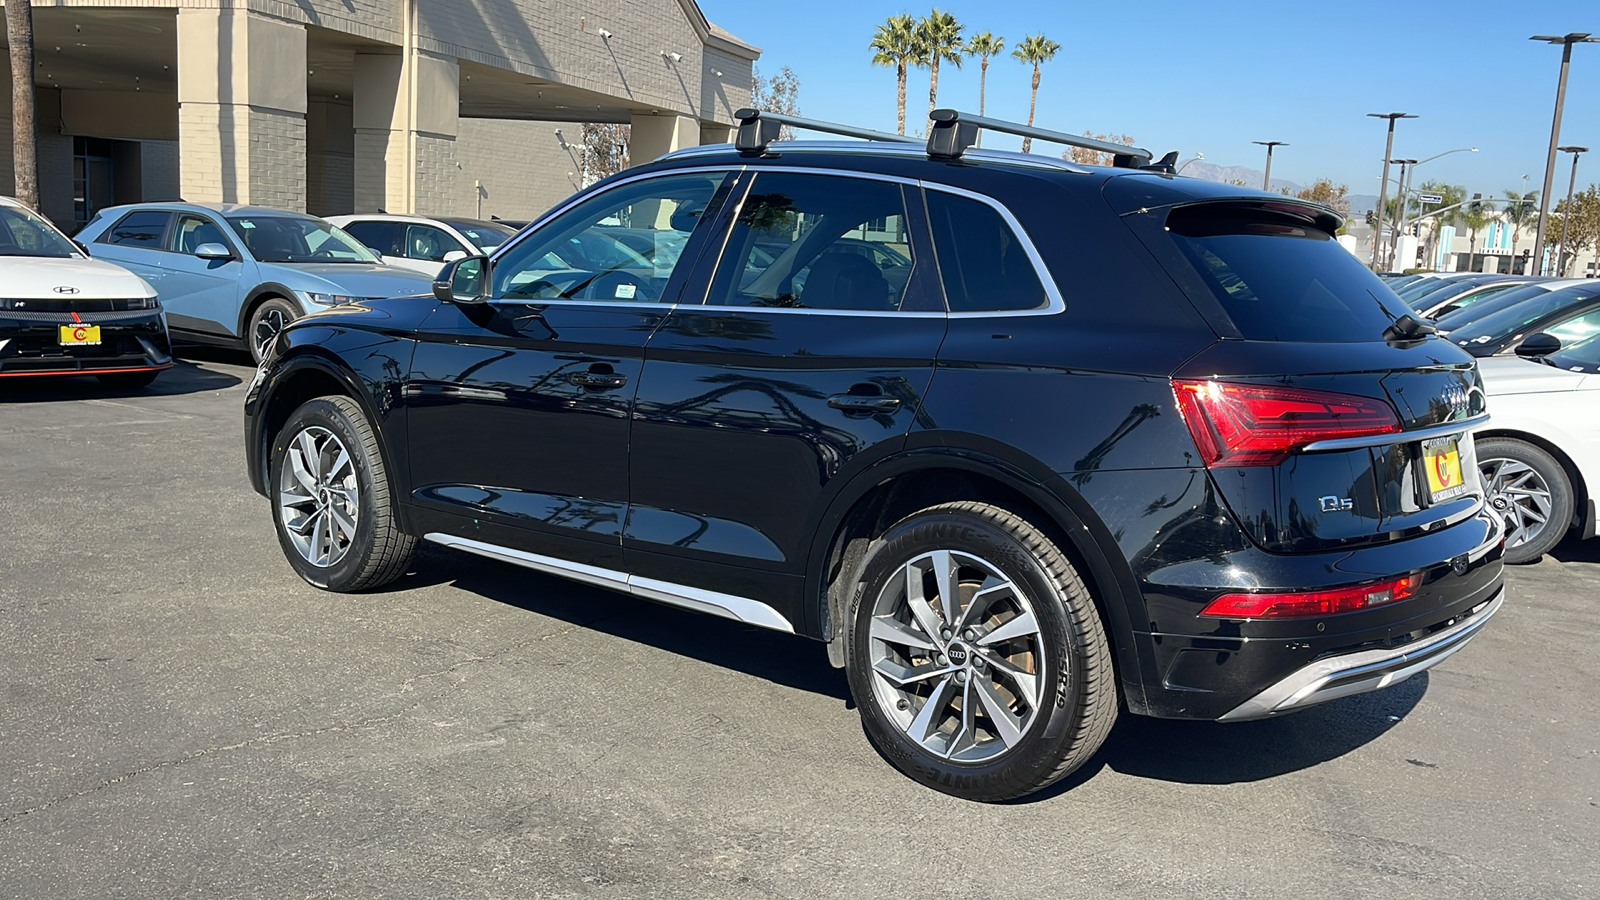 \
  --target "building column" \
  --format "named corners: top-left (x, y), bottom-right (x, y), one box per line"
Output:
top-left (630, 113), bottom-right (699, 166)
top-left (177, 9), bottom-right (306, 210)
top-left (353, 52), bottom-right (459, 216)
